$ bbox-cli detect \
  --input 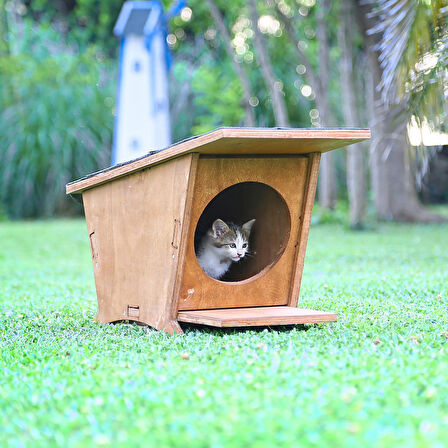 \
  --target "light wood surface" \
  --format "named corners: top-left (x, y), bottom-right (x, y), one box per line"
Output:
top-left (67, 127), bottom-right (370, 195)
top-left (177, 306), bottom-right (337, 327)
top-left (82, 154), bottom-right (196, 334)
top-left (169, 154), bottom-right (199, 322)
top-left (178, 156), bottom-right (307, 310)
top-left (288, 153), bottom-right (321, 306)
